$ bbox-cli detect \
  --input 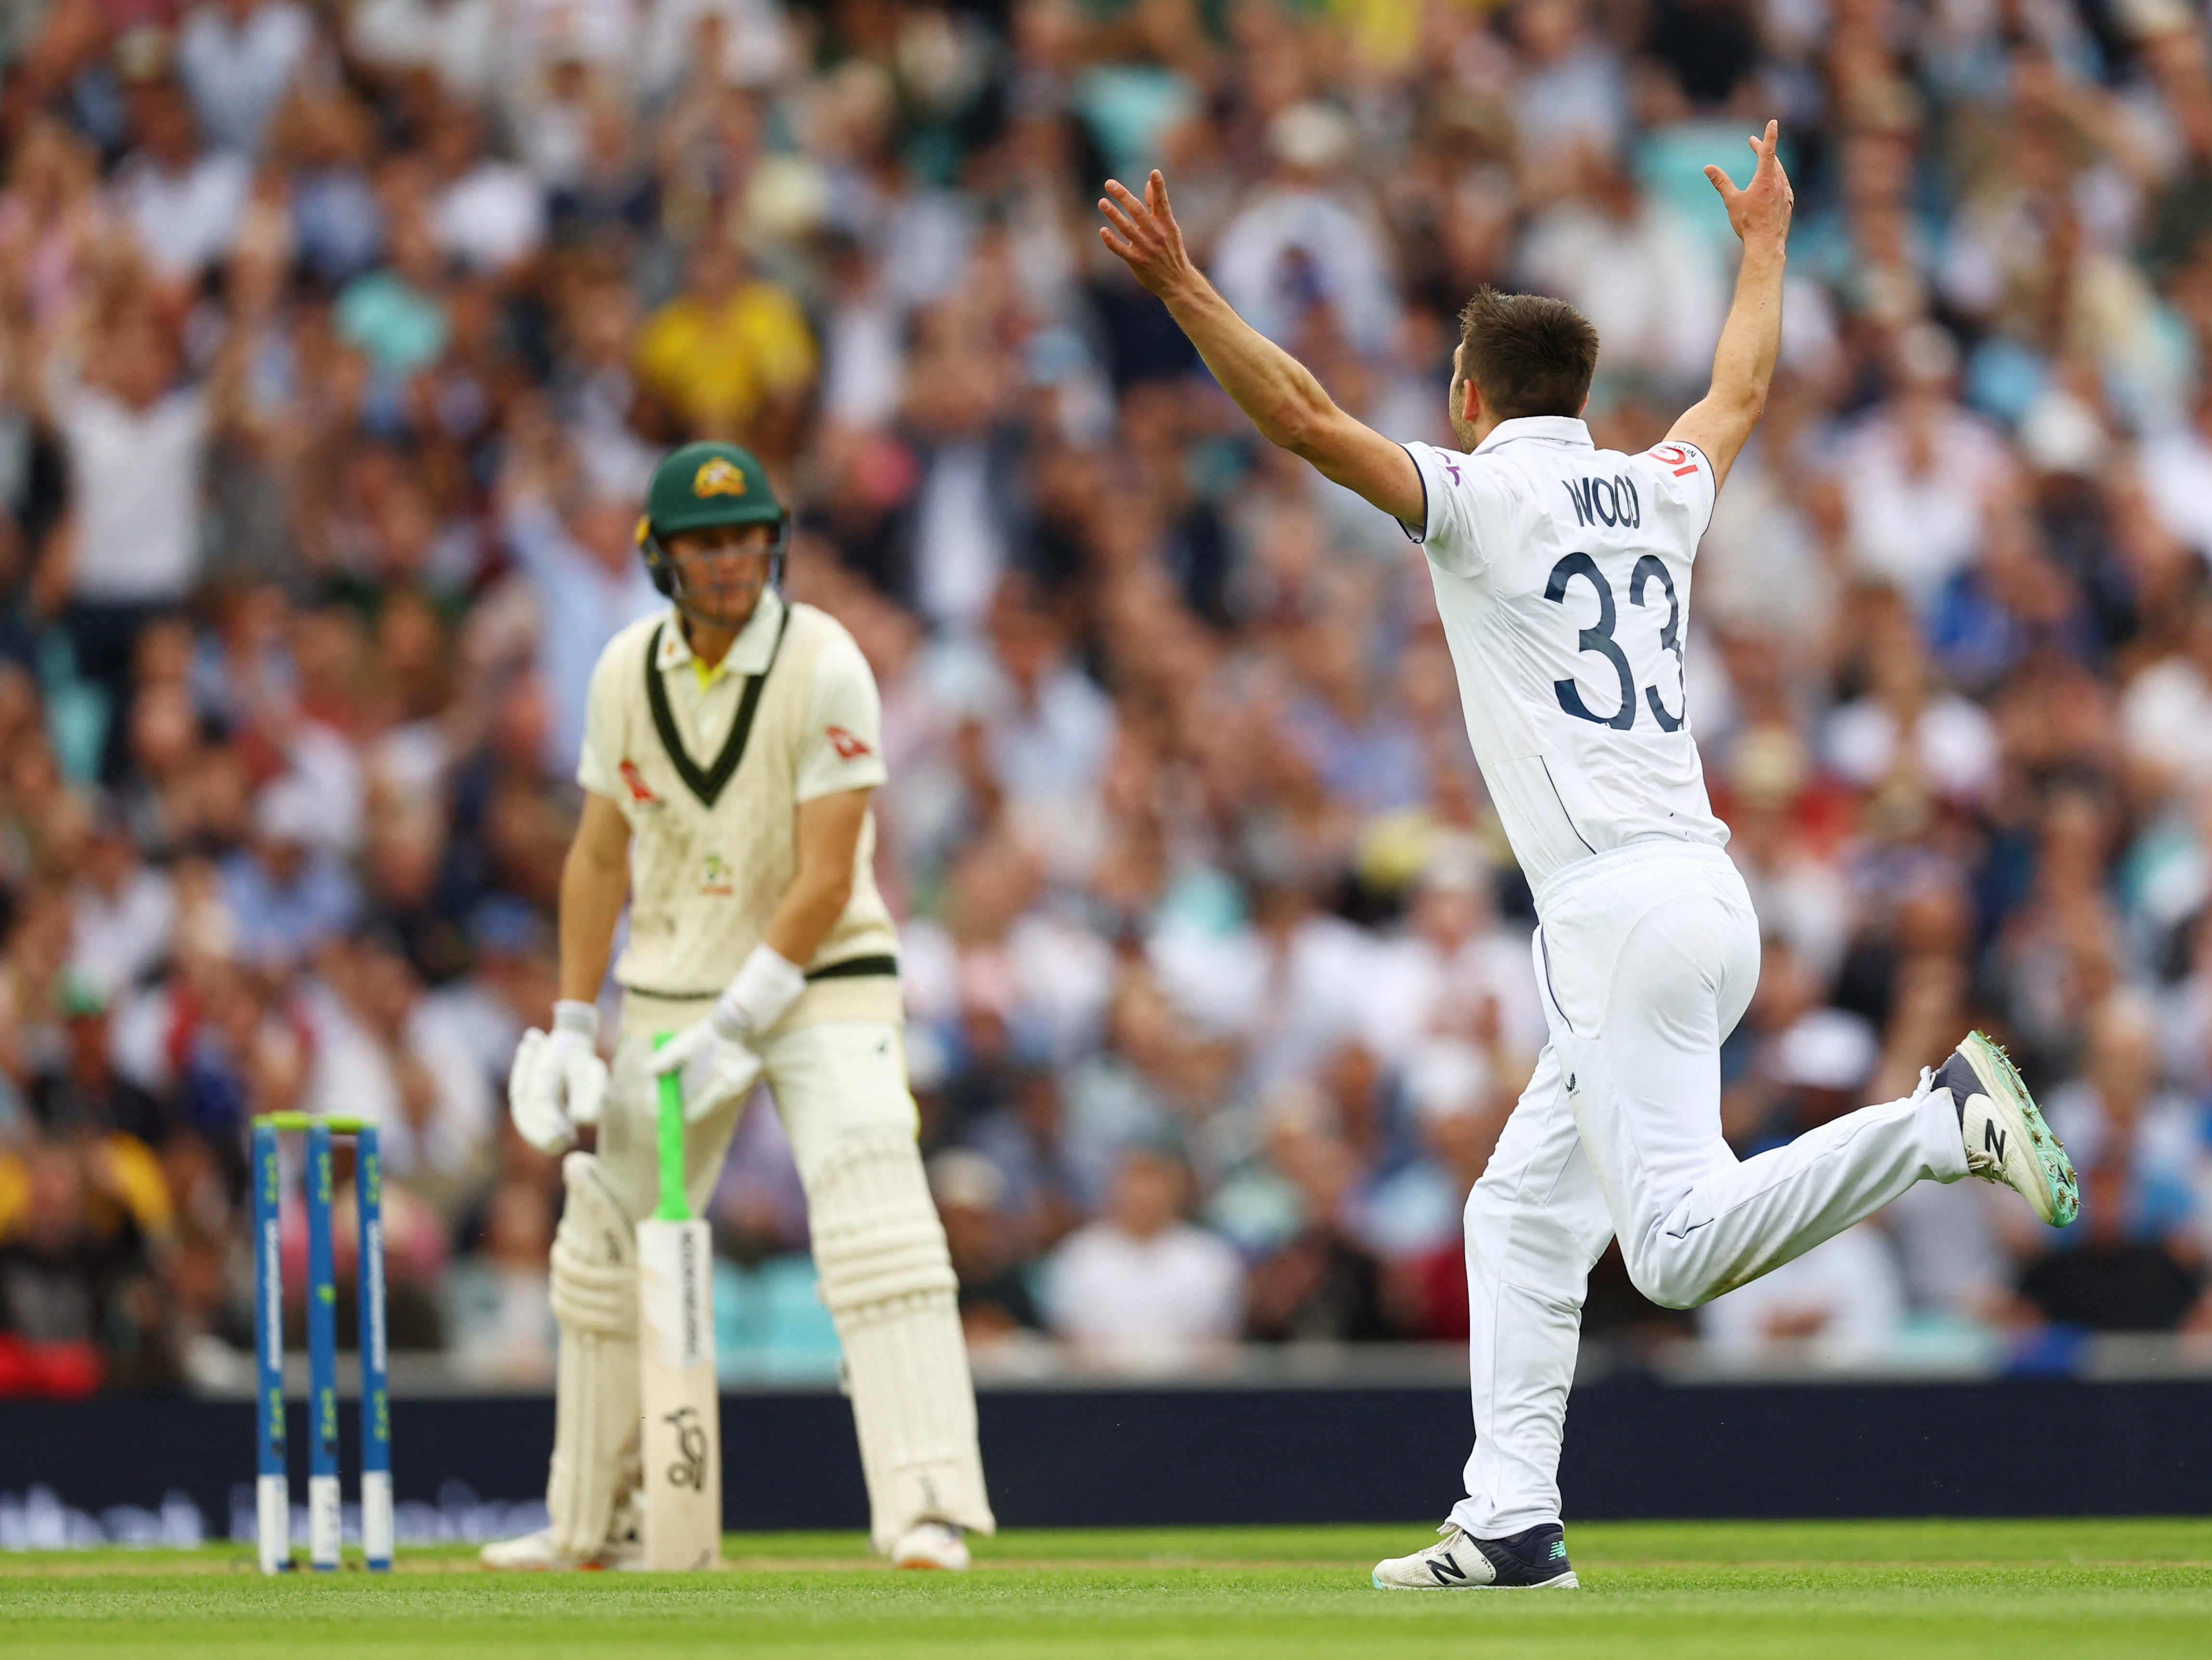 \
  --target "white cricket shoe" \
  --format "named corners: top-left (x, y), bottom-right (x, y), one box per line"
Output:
top-left (1934, 1033), bottom-right (2079, 1228)
top-left (480, 1498), bottom-right (644, 1571)
top-left (891, 1520), bottom-right (970, 1570)
top-left (1371, 1522), bottom-right (1578, 1590)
